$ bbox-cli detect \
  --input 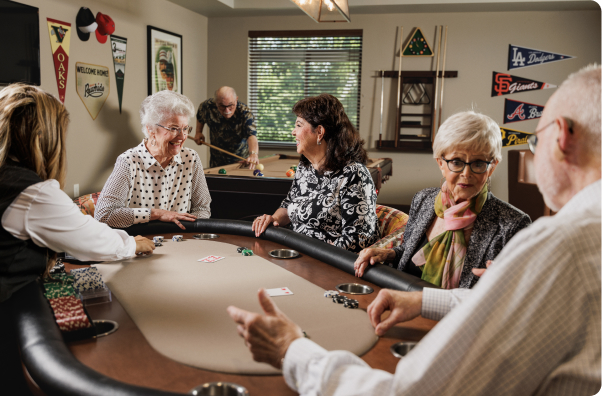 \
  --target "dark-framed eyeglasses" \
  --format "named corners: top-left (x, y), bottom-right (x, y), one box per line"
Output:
top-left (441, 157), bottom-right (492, 174)
top-left (217, 103), bottom-right (236, 111)
top-left (527, 117), bottom-right (574, 154)
top-left (155, 124), bottom-right (192, 135)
